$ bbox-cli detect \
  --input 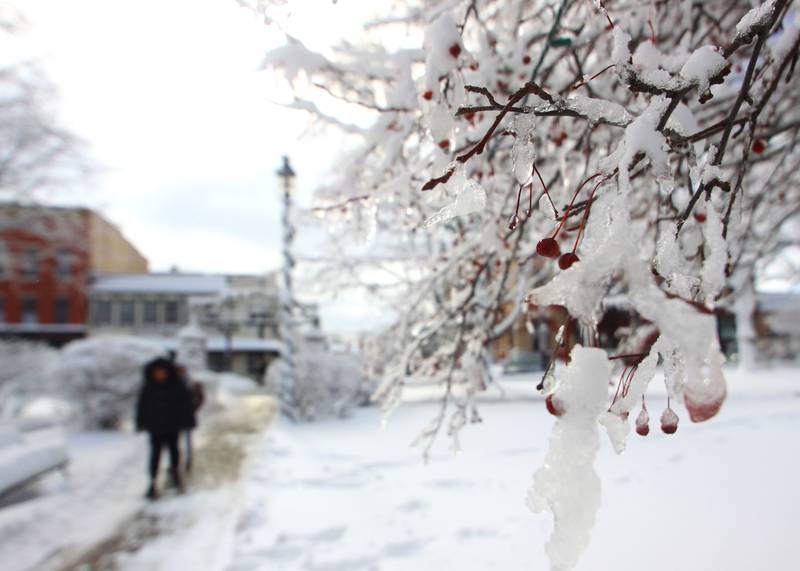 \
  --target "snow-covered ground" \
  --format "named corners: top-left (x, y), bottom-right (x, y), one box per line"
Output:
top-left (0, 380), bottom-right (273, 571)
top-left (1, 367), bottom-right (798, 571)
top-left (227, 366), bottom-right (800, 571)
top-left (0, 430), bottom-right (146, 571)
